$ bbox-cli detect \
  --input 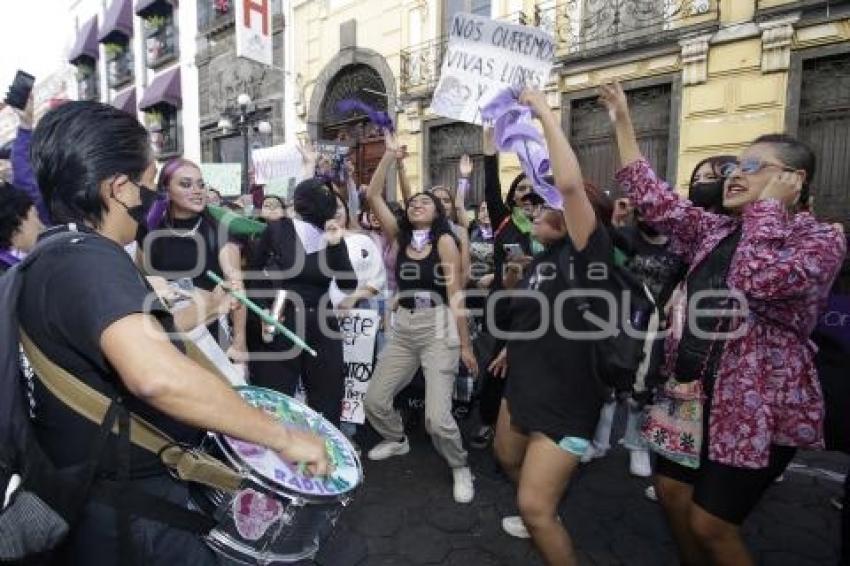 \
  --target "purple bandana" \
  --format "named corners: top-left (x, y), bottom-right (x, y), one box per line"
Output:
top-left (481, 88), bottom-right (562, 209)
top-left (411, 229), bottom-right (431, 252)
